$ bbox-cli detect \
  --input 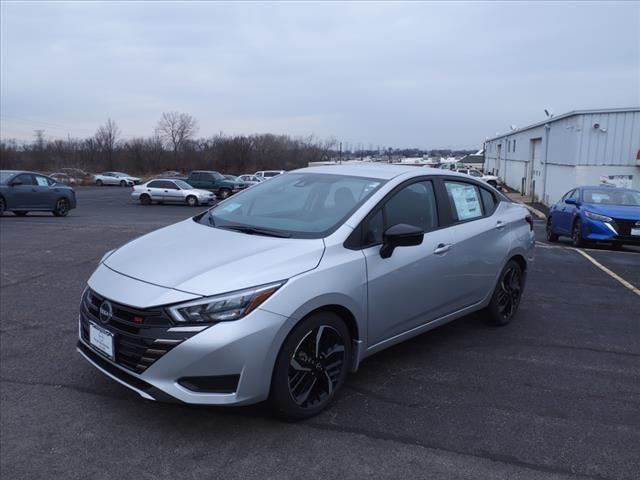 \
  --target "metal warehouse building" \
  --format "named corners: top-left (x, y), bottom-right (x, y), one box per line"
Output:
top-left (484, 108), bottom-right (640, 205)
